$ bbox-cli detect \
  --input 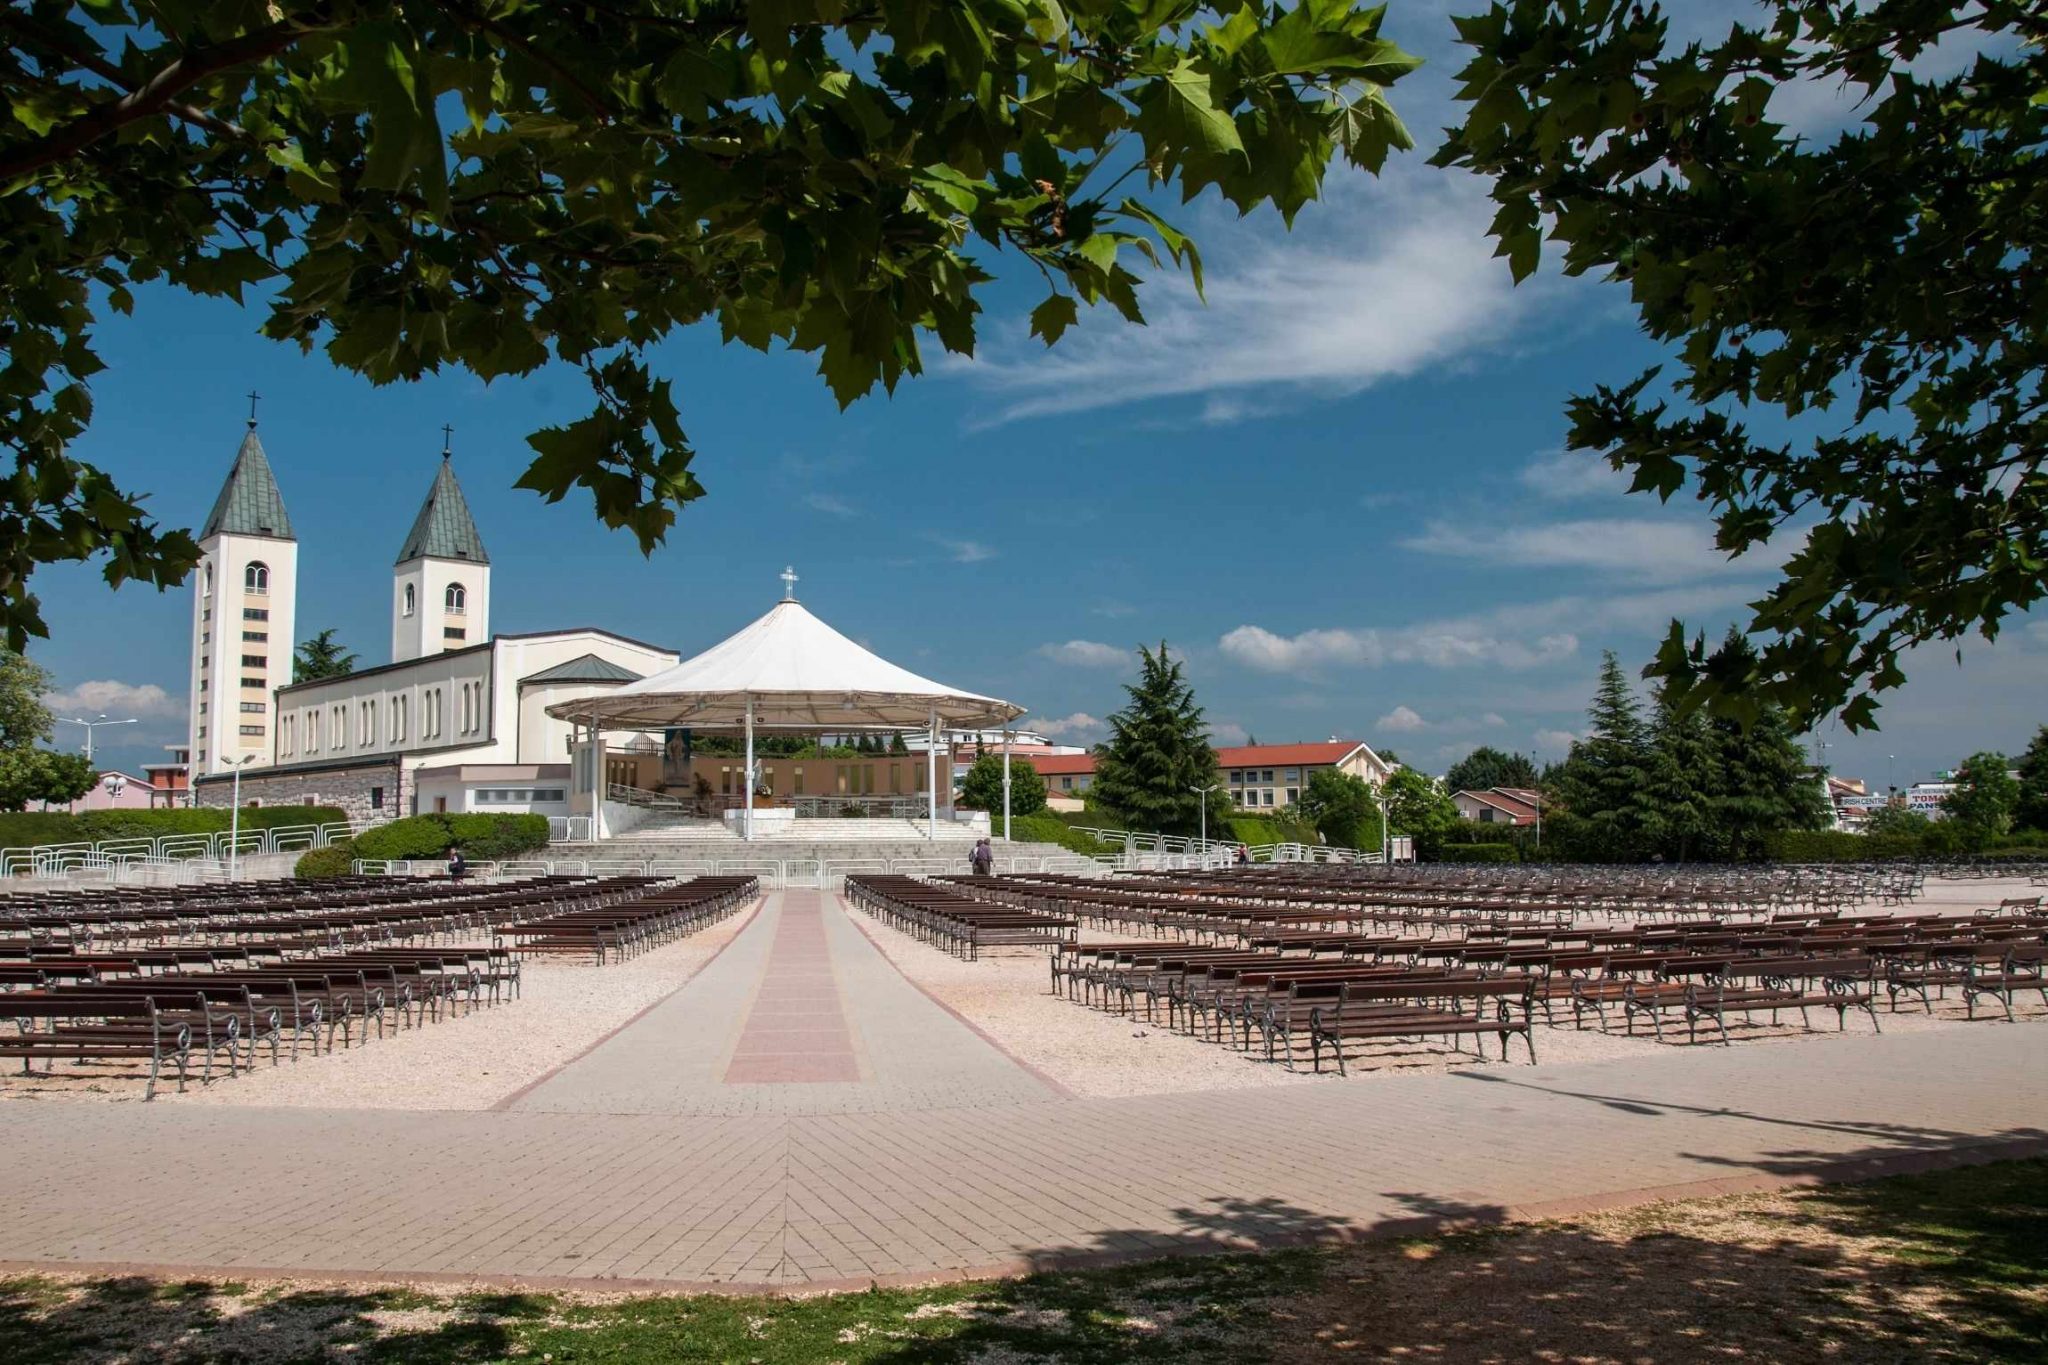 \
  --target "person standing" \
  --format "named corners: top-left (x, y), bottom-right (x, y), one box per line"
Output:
top-left (448, 845), bottom-right (469, 881)
top-left (970, 837), bottom-right (994, 876)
